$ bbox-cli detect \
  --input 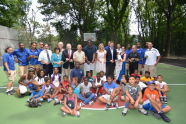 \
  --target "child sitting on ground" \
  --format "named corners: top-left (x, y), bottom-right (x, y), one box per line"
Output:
top-left (34, 69), bottom-right (45, 86)
top-left (100, 71), bottom-right (107, 82)
top-left (98, 76), bottom-right (120, 109)
top-left (53, 75), bottom-right (70, 105)
top-left (131, 69), bottom-right (140, 77)
top-left (93, 73), bottom-right (104, 97)
top-left (155, 75), bottom-right (169, 104)
top-left (142, 81), bottom-right (171, 123)
top-left (79, 77), bottom-right (96, 106)
top-left (61, 87), bottom-right (81, 117)
top-left (87, 71), bottom-right (94, 84)
top-left (51, 67), bottom-right (61, 88)
top-left (122, 76), bottom-right (148, 116)
top-left (28, 85), bottom-right (43, 104)
top-left (42, 77), bottom-right (54, 103)
top-left (140, 71), bottom-right (154, 84)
